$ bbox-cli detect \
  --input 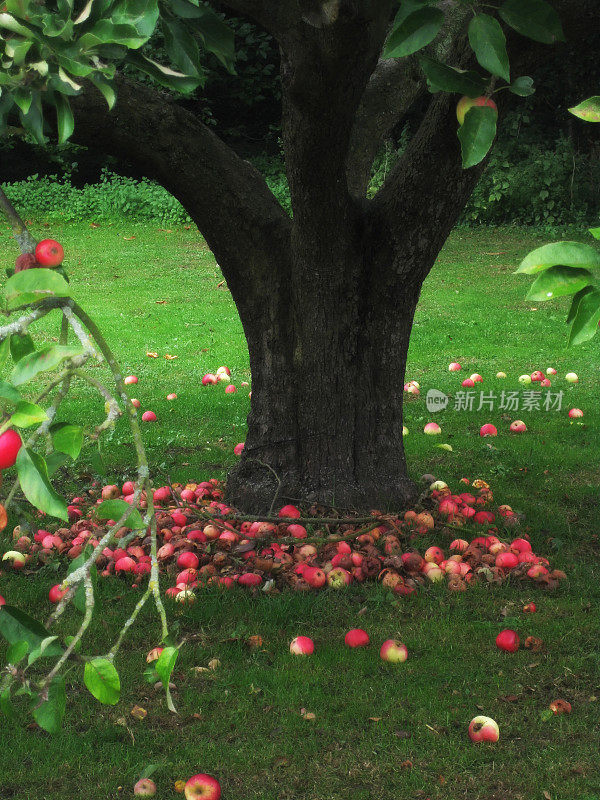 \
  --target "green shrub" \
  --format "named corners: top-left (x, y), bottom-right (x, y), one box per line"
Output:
top-left (1, 169), bottom-right (192, 225)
